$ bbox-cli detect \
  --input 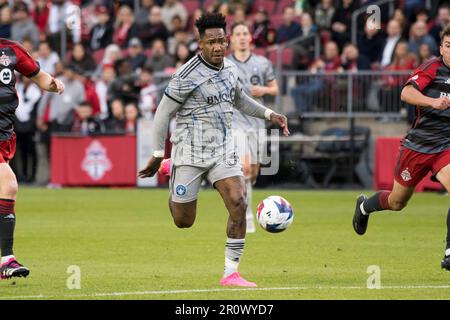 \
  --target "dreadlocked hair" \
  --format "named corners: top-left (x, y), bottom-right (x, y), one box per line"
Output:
top-left (195, 12), bottom-right (227, 37)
